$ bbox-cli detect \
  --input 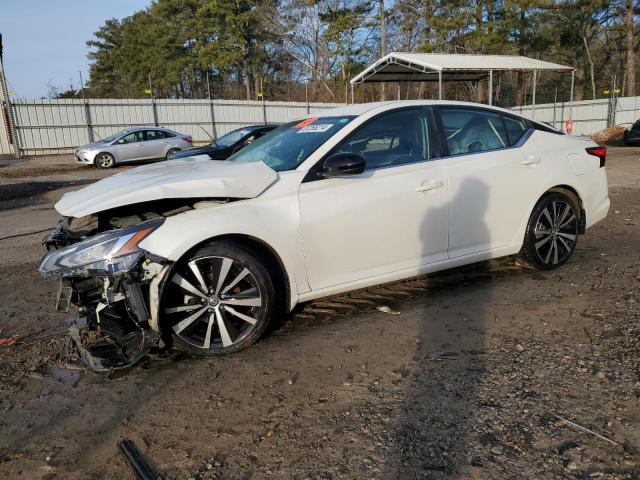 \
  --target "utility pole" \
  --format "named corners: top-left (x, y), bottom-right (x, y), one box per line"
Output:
top-left (606, 75), bottom-right (620, 128)
top-left (149, 72), bottom-right (158, 127)
top-left (0, 32), bottom-right (20, 157)
top-left (79, 70), bottom-right (93, 143)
